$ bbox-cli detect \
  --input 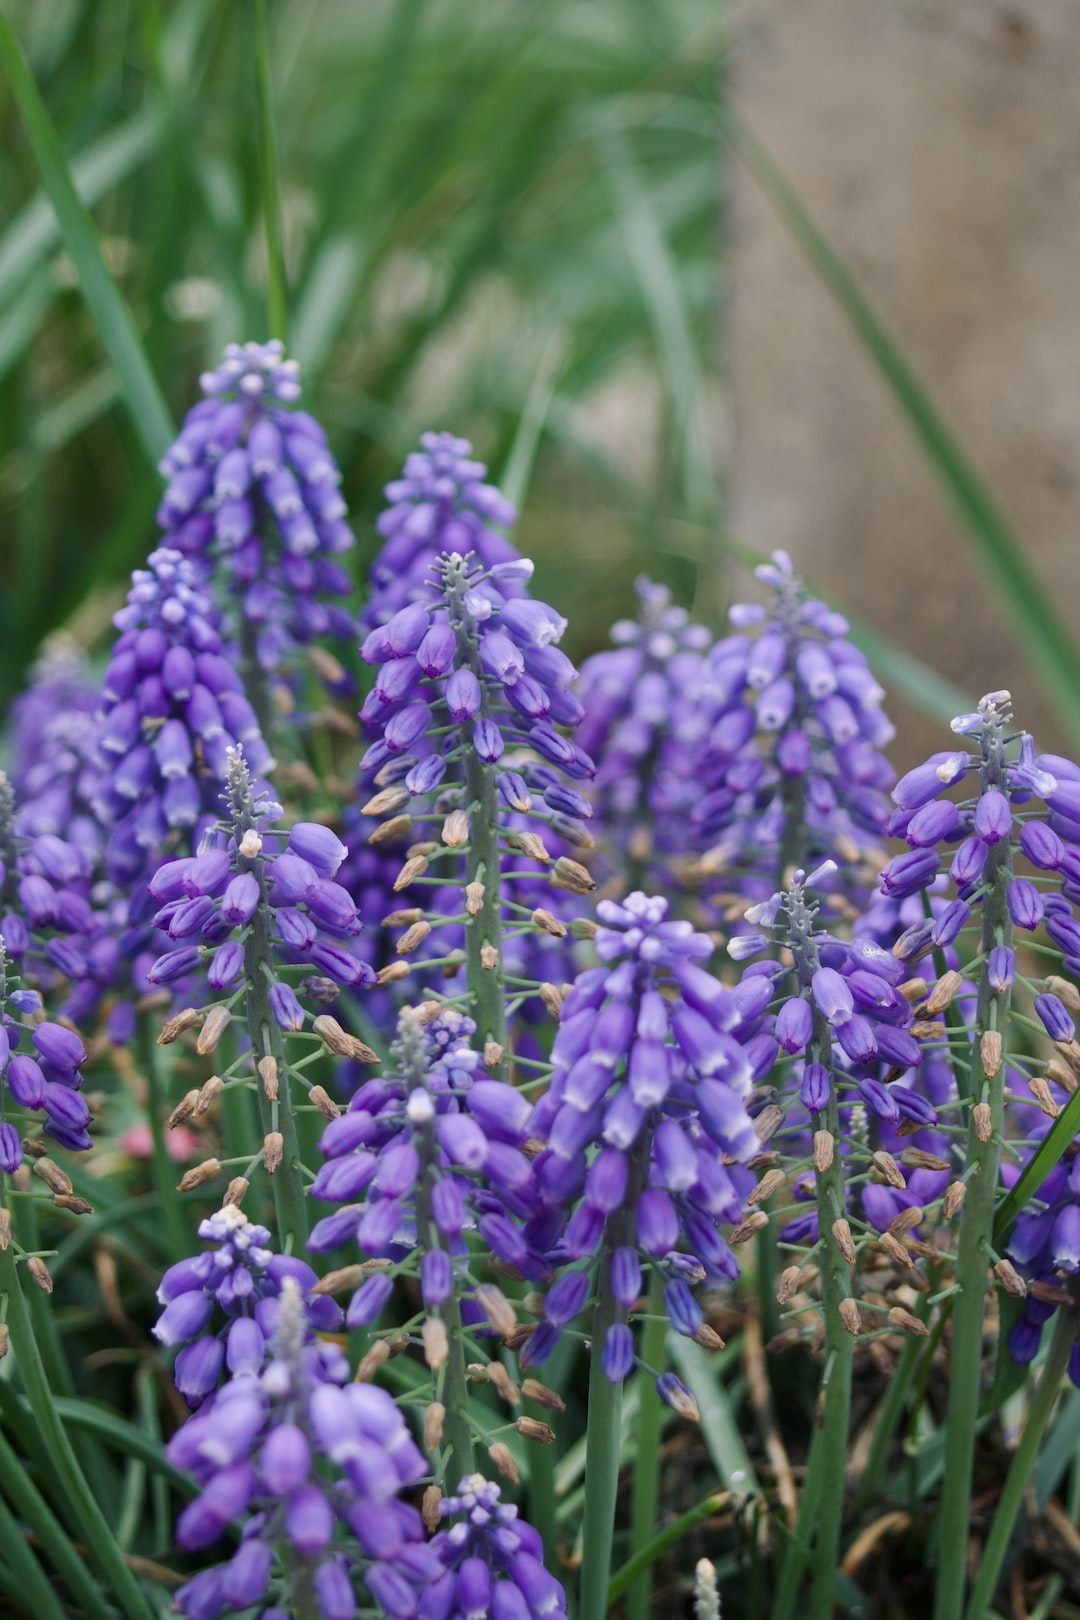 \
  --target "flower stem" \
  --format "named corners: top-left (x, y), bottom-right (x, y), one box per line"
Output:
top-left (140, 1017), bottom-right (187, 1259)
top-left (934, 725), bottom-right (1013, 1620)
top-left (963, 1303), bottom-right (1073, 1620)
top-left (0, 1244), bottom-right (156, 1620)
top-left (627, 1266), bottom-right (667, 1620)
top-left (580, 1234), bottom-right (626, 1620)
